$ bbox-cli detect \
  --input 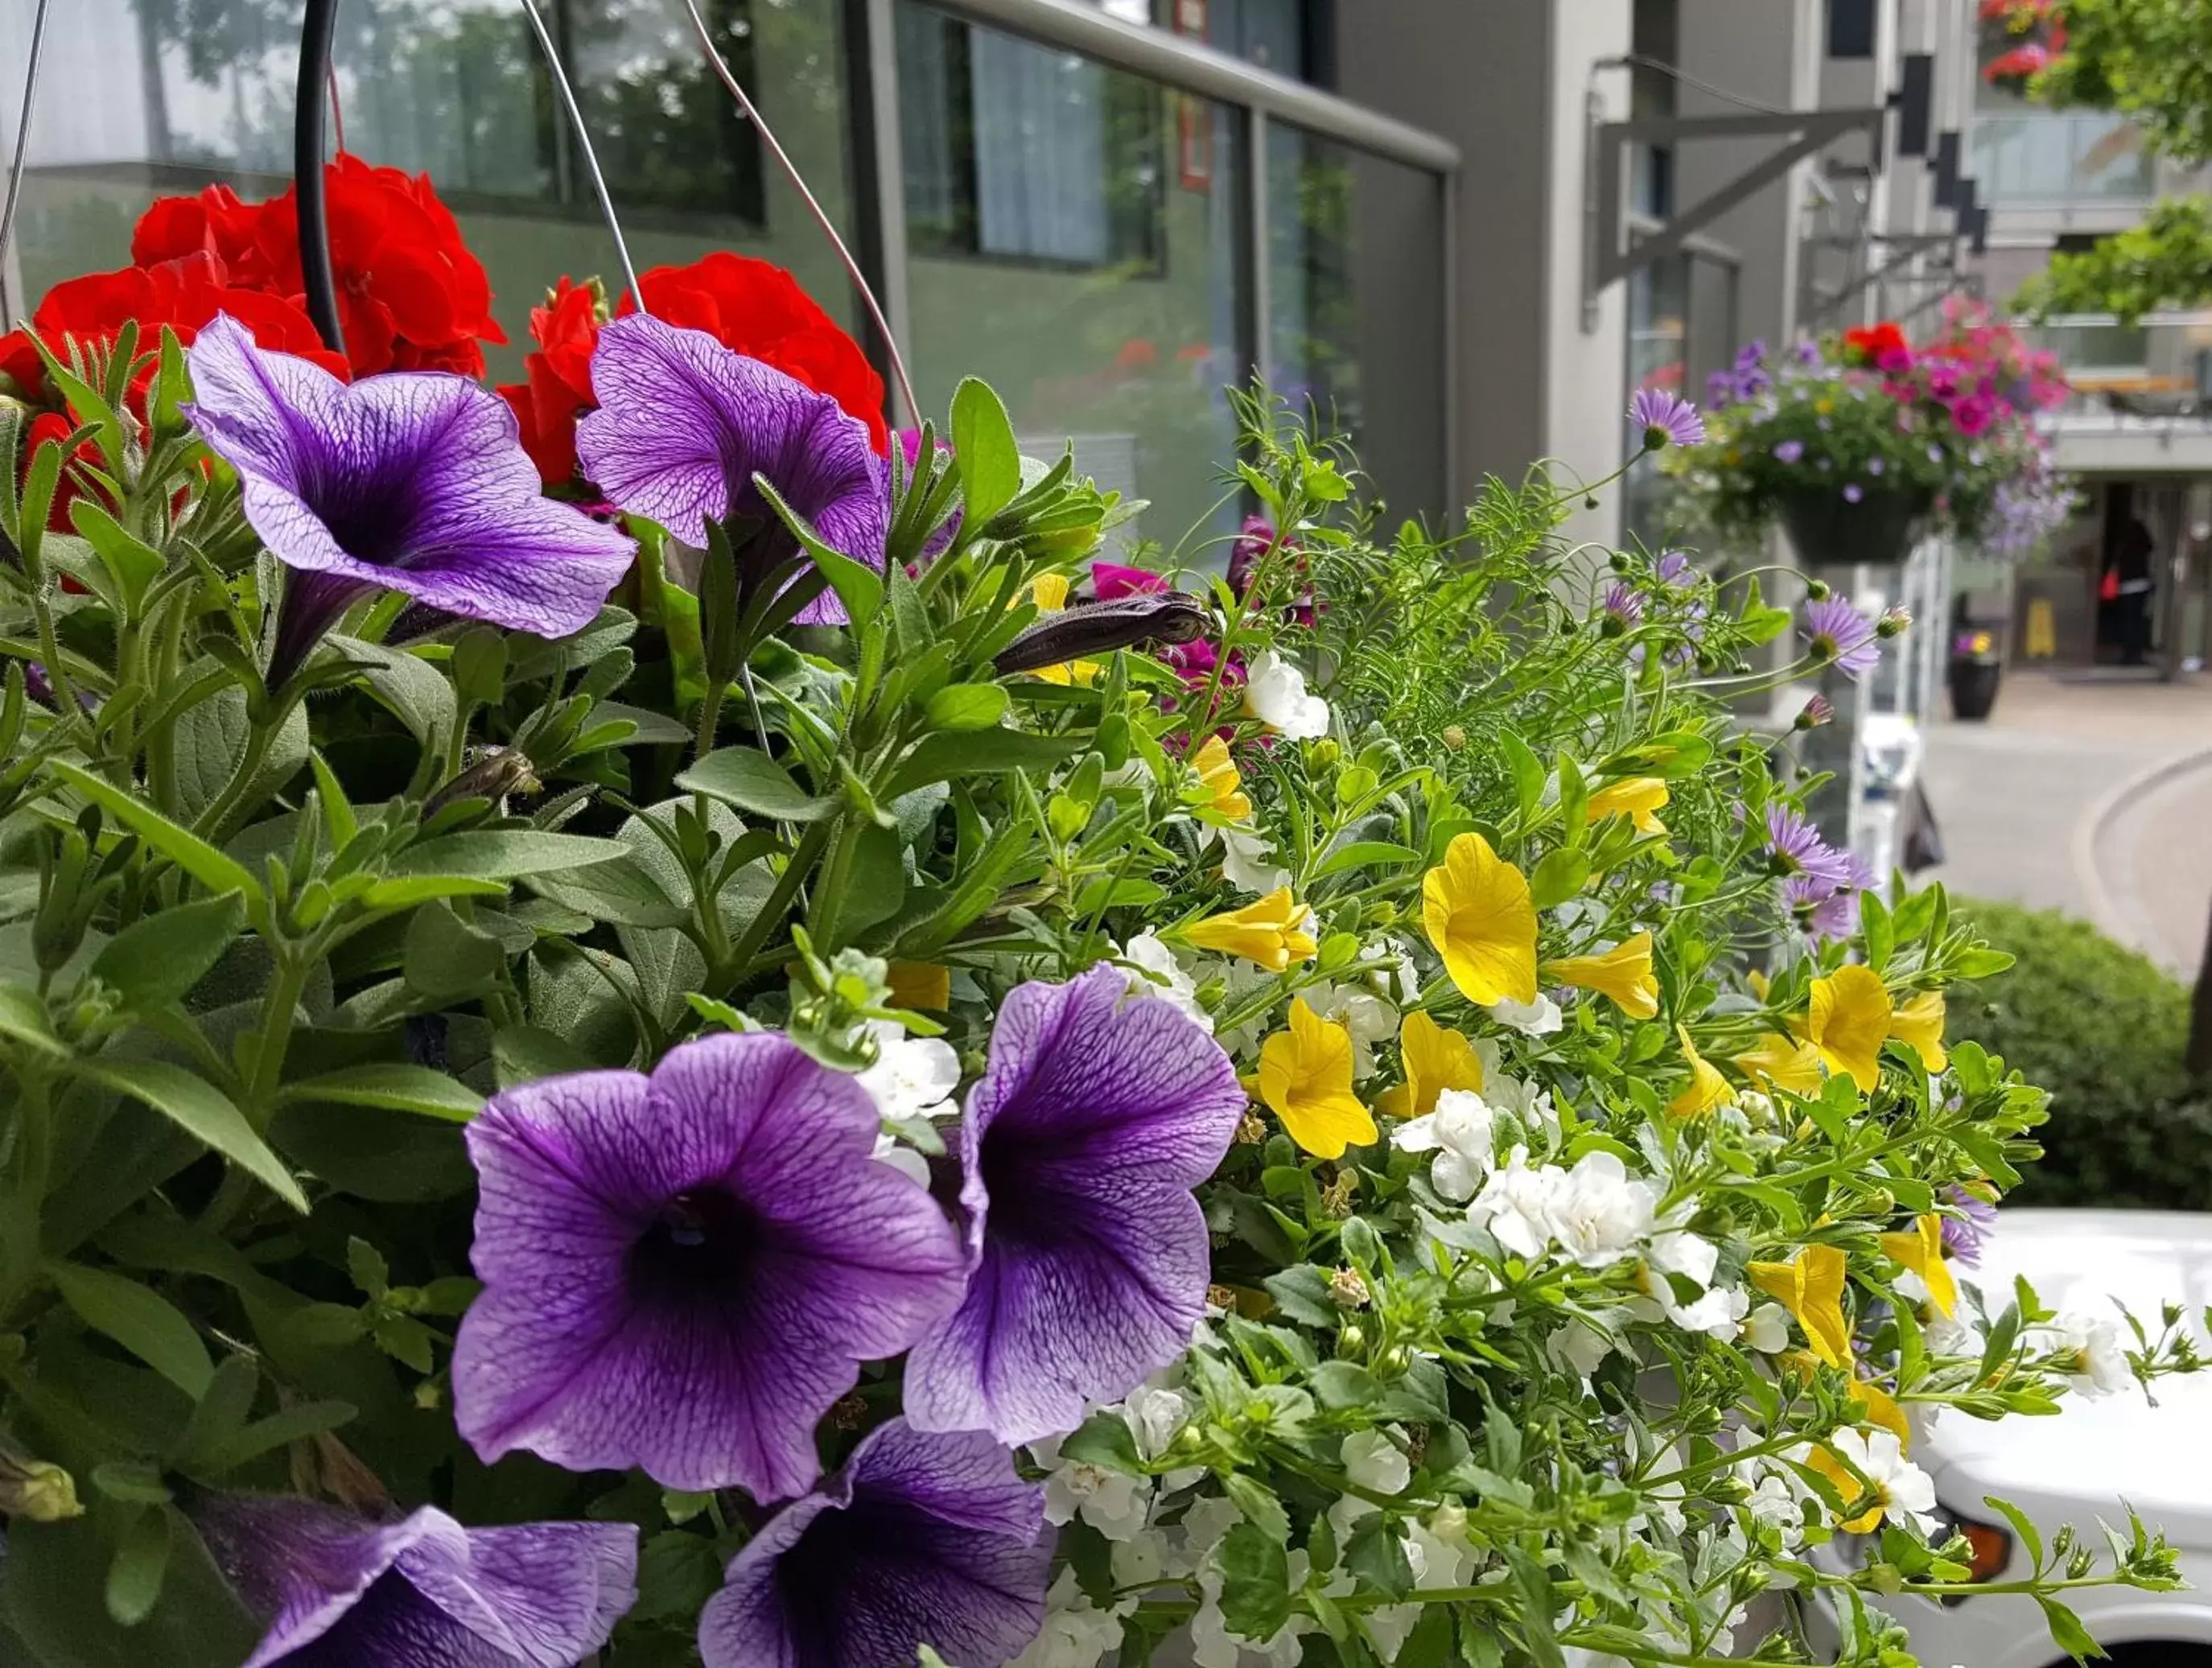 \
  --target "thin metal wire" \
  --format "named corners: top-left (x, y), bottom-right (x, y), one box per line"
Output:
top-left (328, 64), bottom-right (347, 153)
top-left (676, 0), bottom-right (918, 429)
top-left (1593, 52), bottom-right (1793, 118)
top-left (0, 0), bottom-right (55, 296)
top-left (517, 0), bottom-right (644, 311)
